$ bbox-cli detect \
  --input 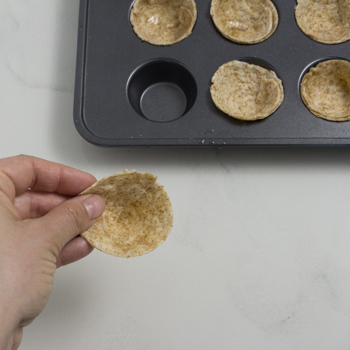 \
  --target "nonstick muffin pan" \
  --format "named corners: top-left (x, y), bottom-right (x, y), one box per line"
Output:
top-left (74, 0), bottom-right (350, 146)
